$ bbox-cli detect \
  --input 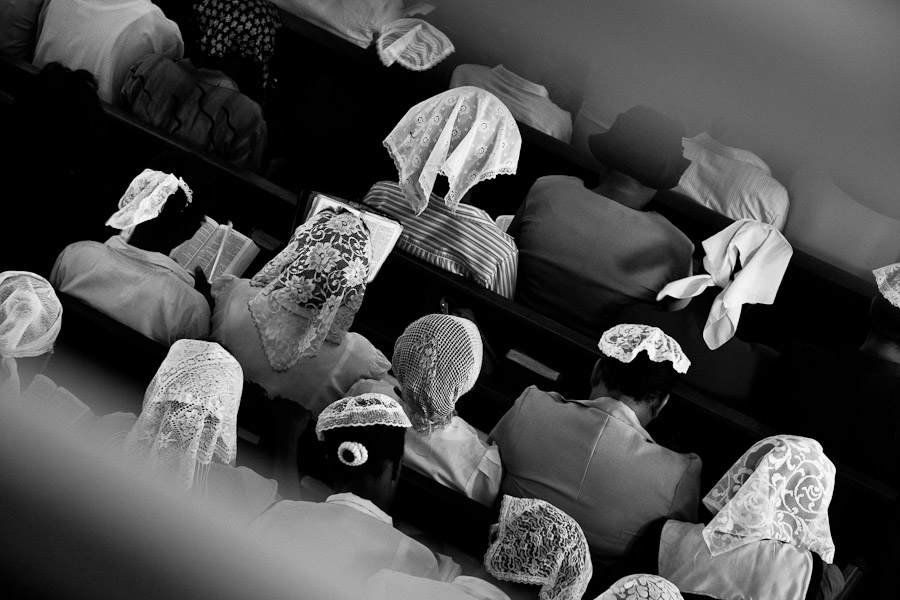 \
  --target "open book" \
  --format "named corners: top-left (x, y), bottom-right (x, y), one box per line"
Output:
top-left (305, 193), bottom-right (403, 282)
top-left (170, 216), bottom-right (260, 281)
